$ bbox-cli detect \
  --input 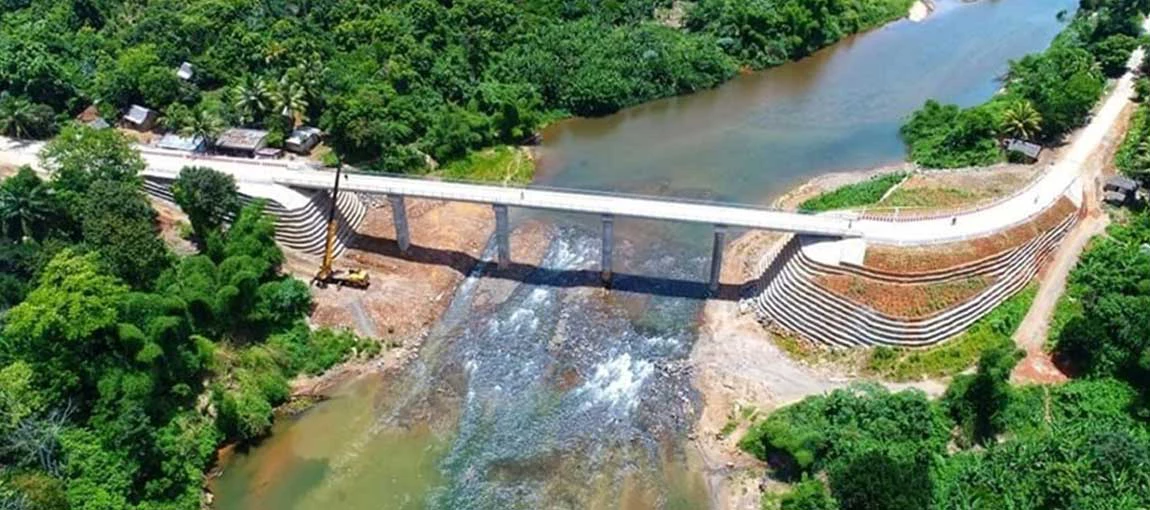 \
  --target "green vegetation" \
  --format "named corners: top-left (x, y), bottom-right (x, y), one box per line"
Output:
top-left (901, 0), bottom-right (1145, 168)
top-left (0, 0), bottom-right (912, 180)
top-left (0, 127), bottom-right (374, 509)
top-left (436, 146), bottom-right (534, 185)
top-left (1052, 209), bottom-right (1150, 378)
top-left (797, 172), bottom-right (906, 212)
top-left (1115, 99), bottom-right (1150, 182)
top-left (744, 367), bottom-right (1150, 509)
top-left (685, 0), bottom-right (914, 69)
top-left (865, 285), bottom-right (1035, 380)
top-left (752, 143), bottom-right (1150, 508)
